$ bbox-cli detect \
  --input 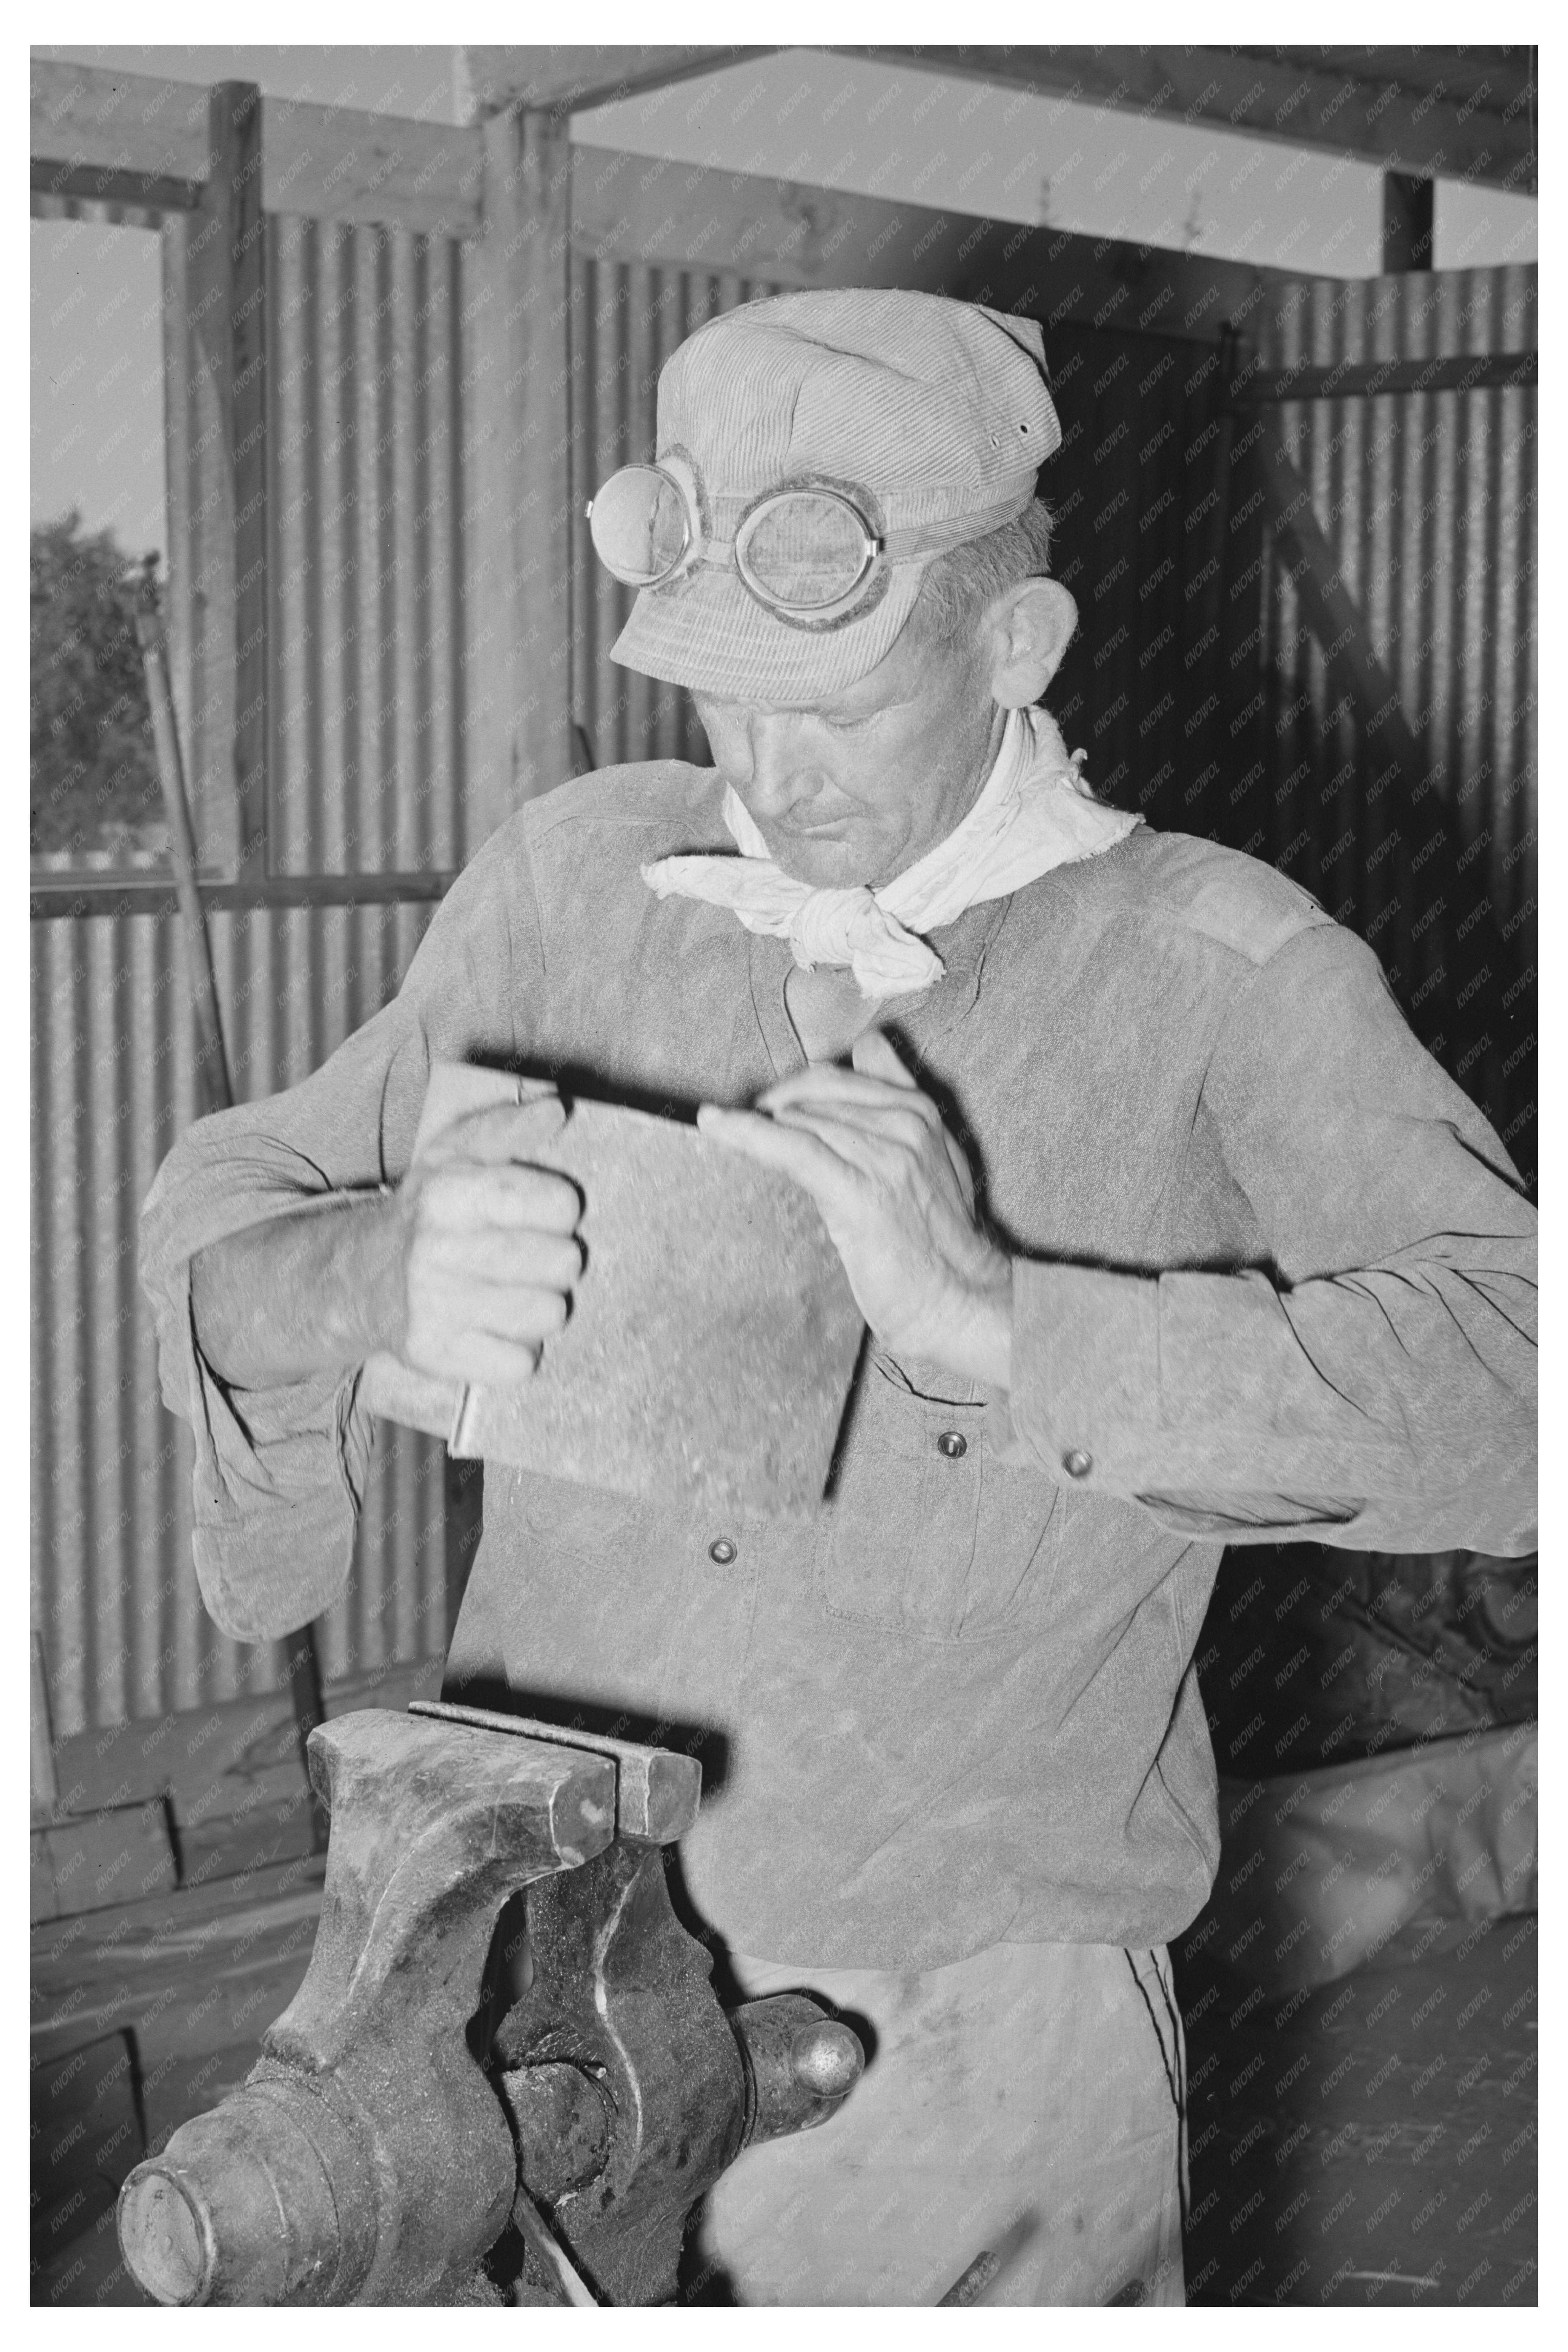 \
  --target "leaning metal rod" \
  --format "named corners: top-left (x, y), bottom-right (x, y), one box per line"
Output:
top-left (133, 560), bottom-right (232, 1120)
top-left (133, 560), bottom-right (328, 1841)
